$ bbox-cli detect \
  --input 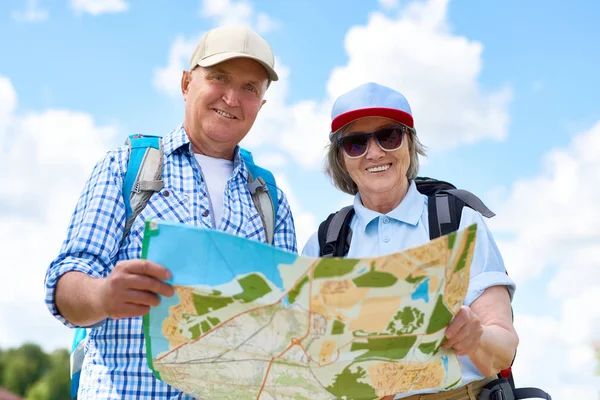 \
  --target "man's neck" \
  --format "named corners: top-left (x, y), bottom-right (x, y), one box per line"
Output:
top-left (183, 123), bottom-right (236, 160)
